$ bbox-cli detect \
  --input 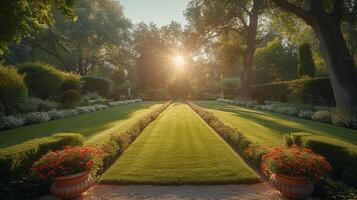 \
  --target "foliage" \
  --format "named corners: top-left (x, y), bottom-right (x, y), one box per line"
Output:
top-left (244, 145), bottom-right (270, 166)
top-left (111, 68), bottom-right (127, 84)
top-left (0, 0), bottom-right (76, 54)
top-left (61, 79), bottom-right (82, 92)
top-left (312, 110), bottom-right (333, 124)
top-left (62, 89), bottom-right (81, 106)
top-left (252, 77), bottom-right (335, 105)
top-left (301, 135), bottom-right (357, 185)
top-left (253, 37), bottom-right (297, 84)
top-left (82, 76), bottom-right (113, 98)
top-left (261, 145), bottom-right (332, 181)
top-left (217, 78), bottom-right (240, 90)
top-left (314, 177), bottom-right (357, 200)
top-left (17, 62), bottom-right (79, 99)
top-left (23, 112), bottom-right (51, 125)
top-left (4, 0), bottom-right (133, 76)
top-left (0, 116), bottom-right (25, 130)
top-left (32, 146), bottom-right (102, 180)
top-left (0, 64), bottom-right (28, 115)
top-left (298, 43), bottom-right (316, 78)
top-left (0, 133), bottom-right (84, 180)
top-left (331, 110), bottom-right (357, 129)
top-left (167, 77), bottom-right (193, 98)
